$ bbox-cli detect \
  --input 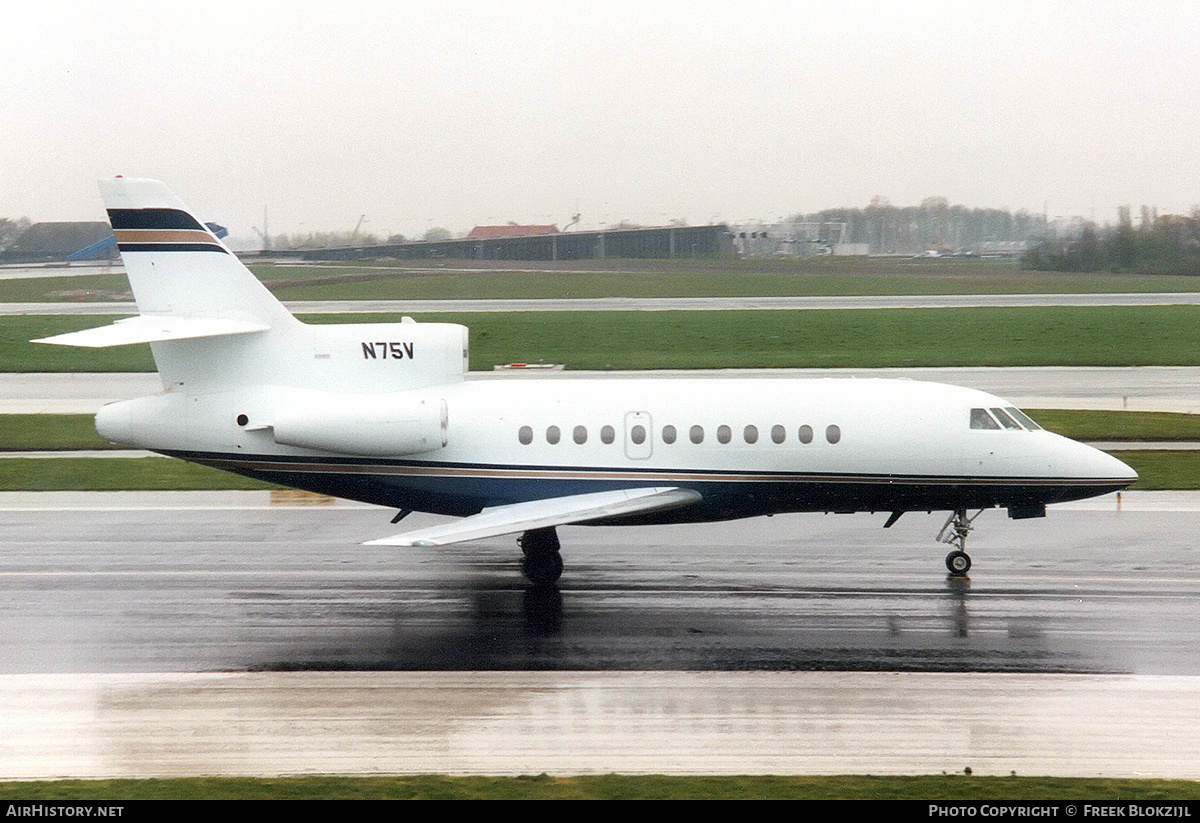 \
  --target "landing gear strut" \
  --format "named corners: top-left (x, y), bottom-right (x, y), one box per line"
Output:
top-left (518, 526), bottom-right (563, 586)
top-left (937, 508), bottom-right (982, 577)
